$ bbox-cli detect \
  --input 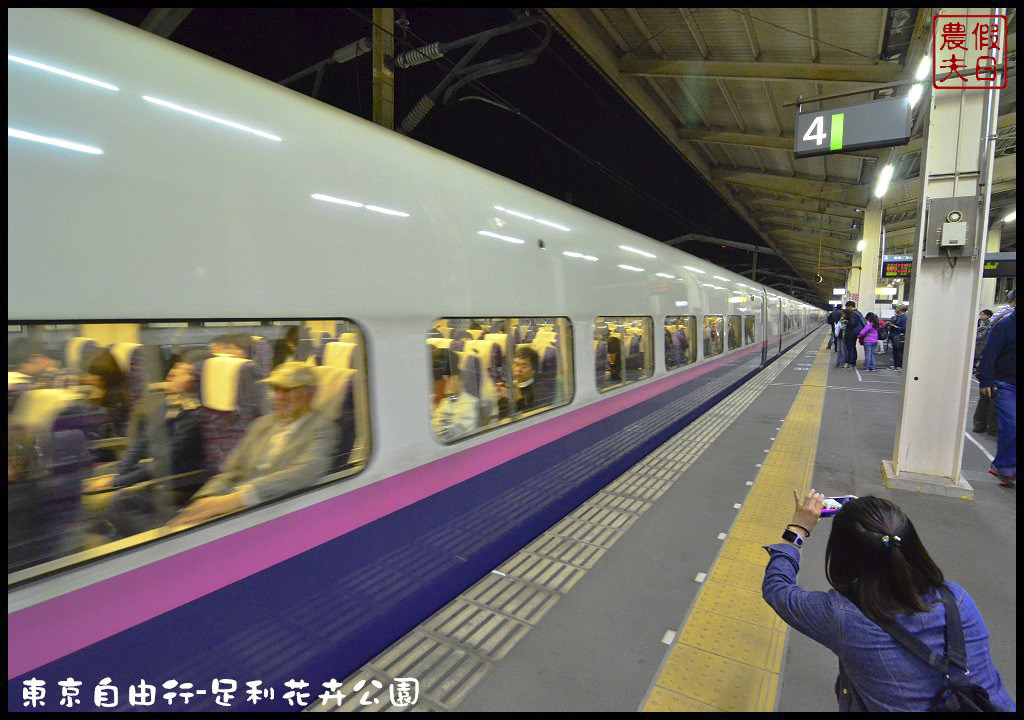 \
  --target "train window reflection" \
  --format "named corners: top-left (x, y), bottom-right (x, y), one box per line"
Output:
top-left (703, 315), bottom-right (724, 358)
top-left (745, 315), bottom-right (756, 345)
top-left (596, 316), bottom-right (653, 392)
top-left (428, 318), bottom-right (574, 444)
top-left (727, 315), bottom-right (742, 351)
top-left (664, 316), bottom-right (696, 370)
top-left (8, 319), bottom-right (370, 576)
